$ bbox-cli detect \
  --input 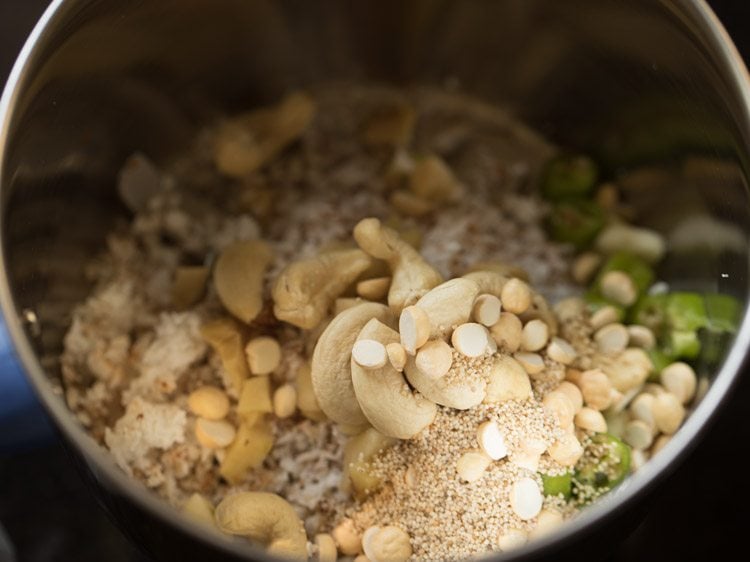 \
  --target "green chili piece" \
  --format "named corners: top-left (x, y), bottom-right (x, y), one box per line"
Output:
top-left (629, 294), bottom-right (668, 335)
top-left (665, 292), bottom-right (708, 332)
top-left (665, 329), bottom-right (701, 360)
top-left (547, 200), bottom-right (606, 249)
top-left (541, 472), bottom-right (573, 499)
top-left (541, 155), bottom-right (599, 201)
top-left (704, 293), bottom-right (742, 333)
top-left (574, 433), bottom-right (631, 495)
top-left (646, 347), bottom-right (672, 381)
